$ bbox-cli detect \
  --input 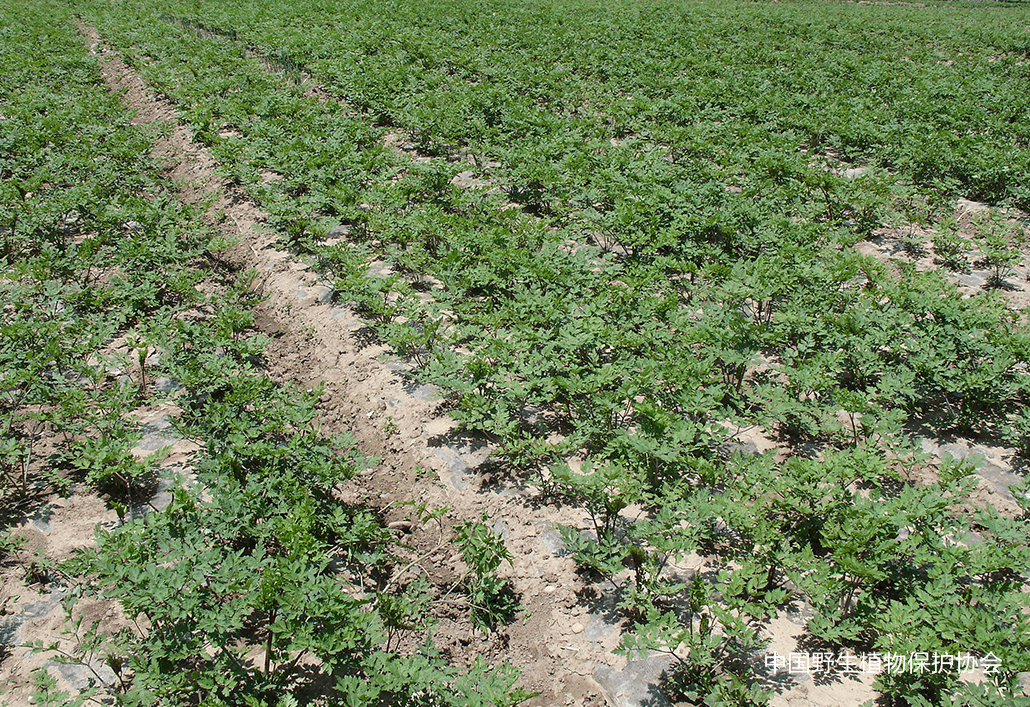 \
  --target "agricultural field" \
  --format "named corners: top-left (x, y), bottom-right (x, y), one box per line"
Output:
top-left (3, 0), bottom-right (1030, 705)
